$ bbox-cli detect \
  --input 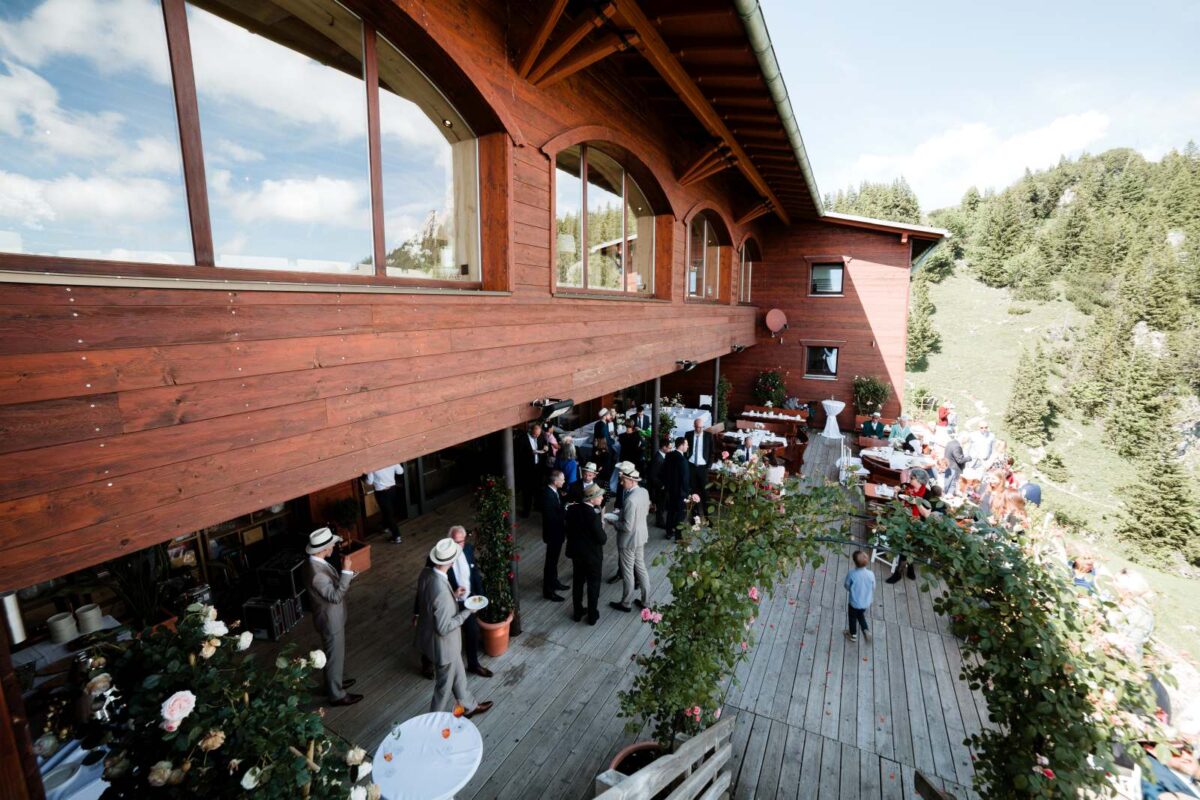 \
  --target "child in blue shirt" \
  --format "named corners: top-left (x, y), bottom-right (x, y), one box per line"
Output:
top-left (843, 550), bottom-right (875, 642)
